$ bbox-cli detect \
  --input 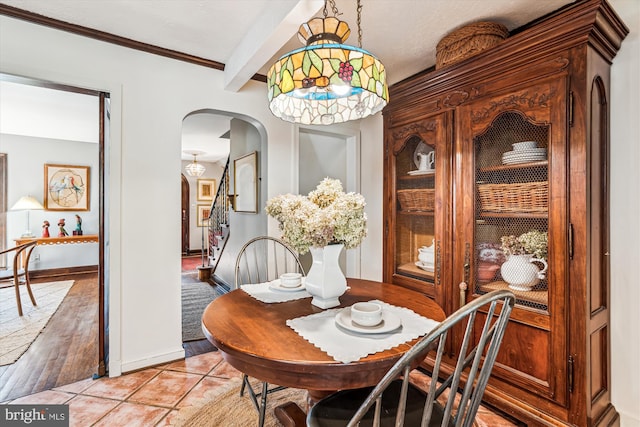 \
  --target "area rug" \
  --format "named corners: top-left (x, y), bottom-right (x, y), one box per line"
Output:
top-left (174, 379), bottom-right (307, 427)
top-left (182, 273), bottom-right (221, 342)
top-left (0, 280), bottom-right (74, 366)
